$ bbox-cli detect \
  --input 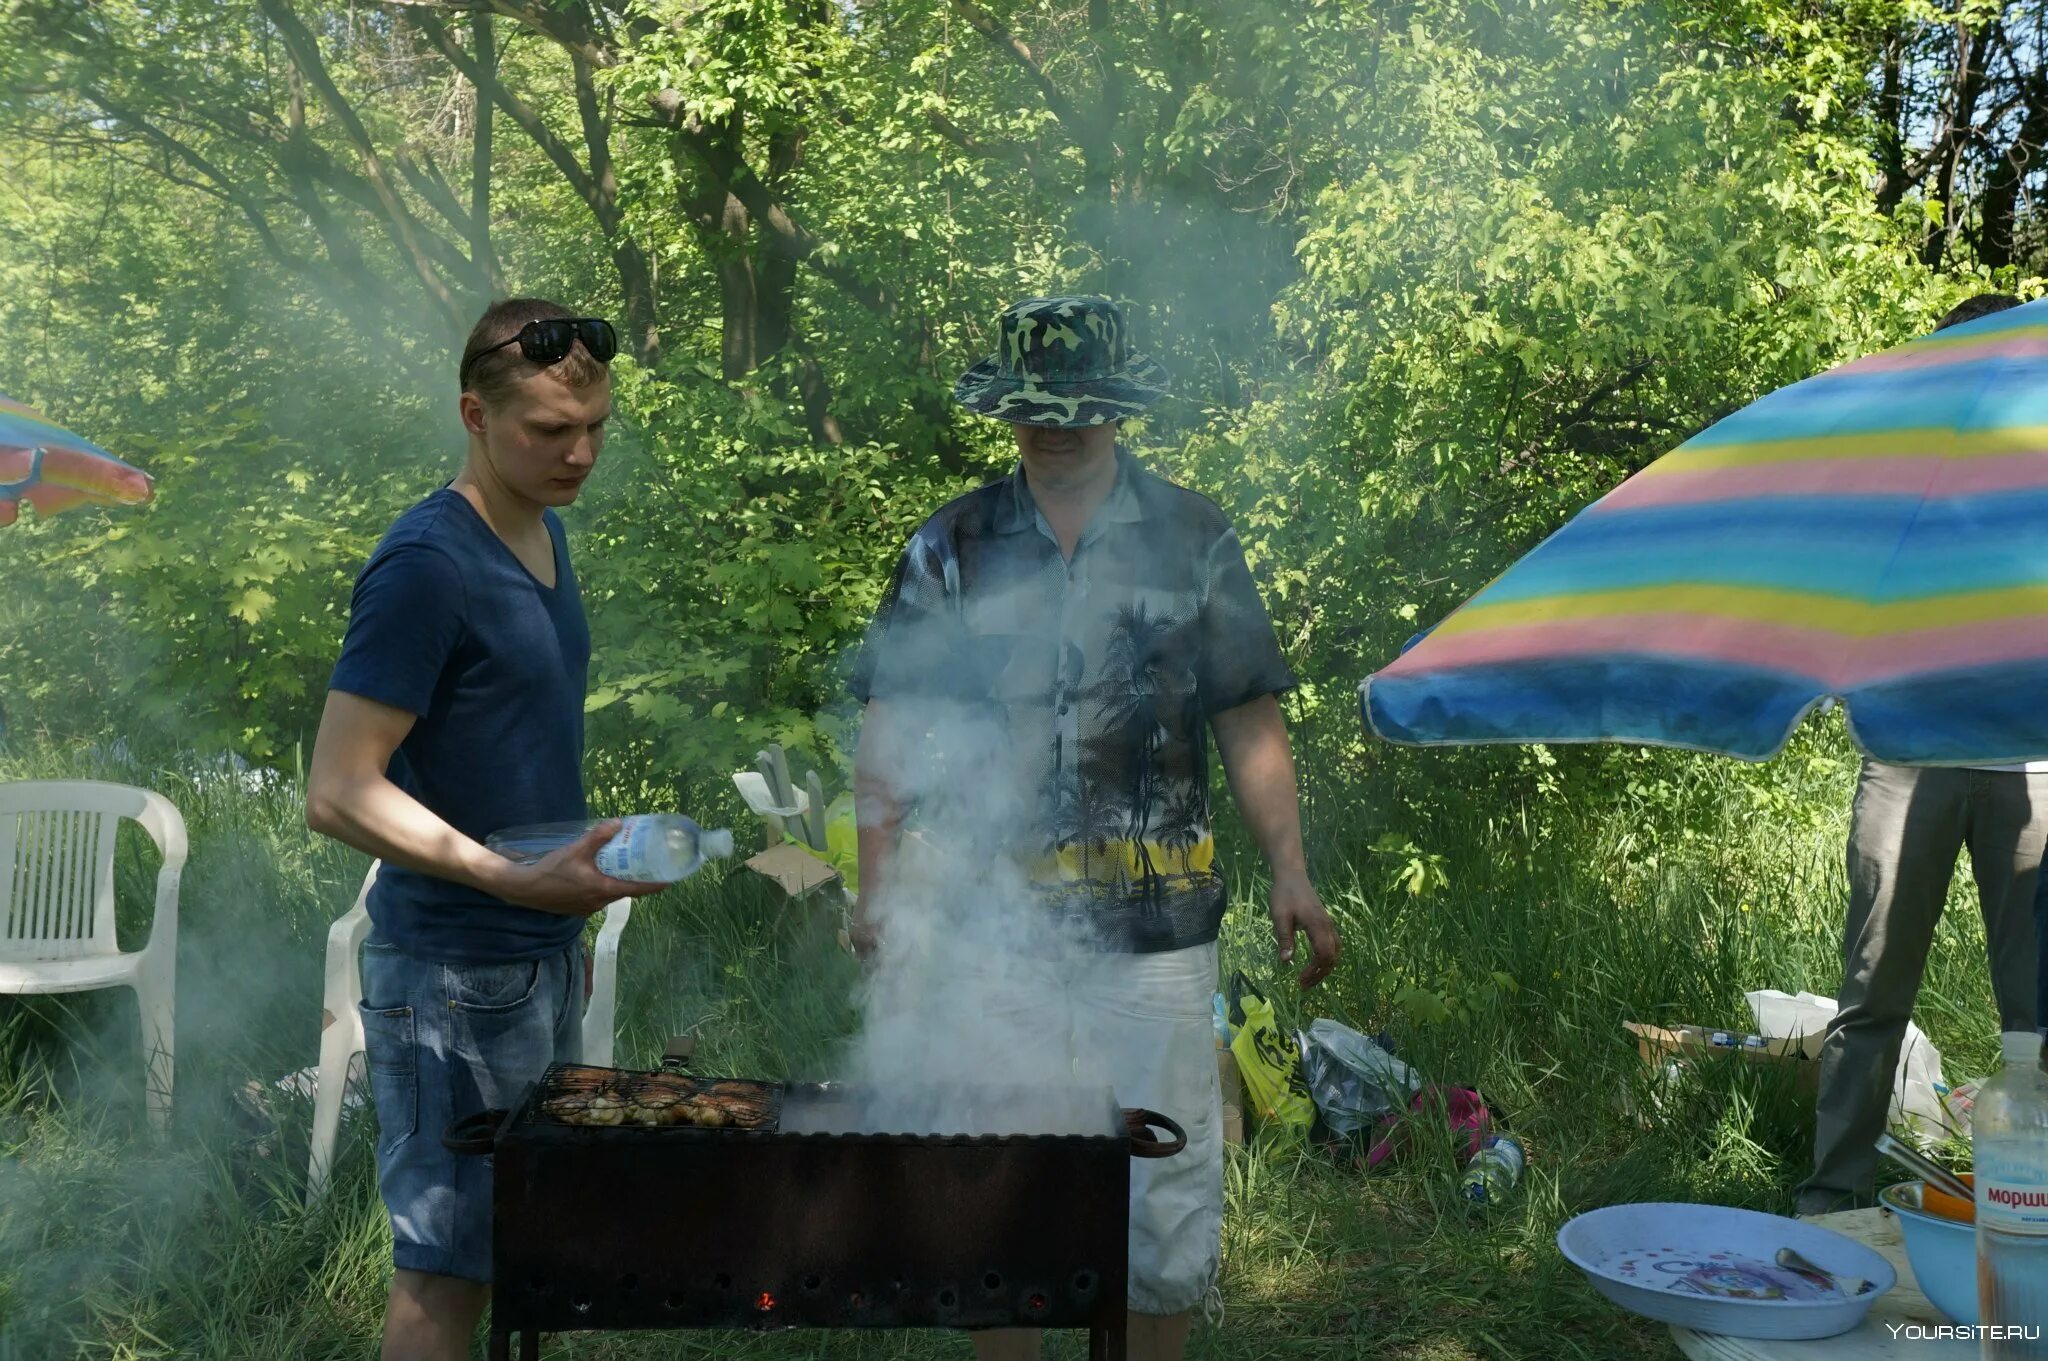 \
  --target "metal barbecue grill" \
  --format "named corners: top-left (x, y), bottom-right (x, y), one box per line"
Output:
top-left (444, 1063), bottom-right (1187, 1361)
